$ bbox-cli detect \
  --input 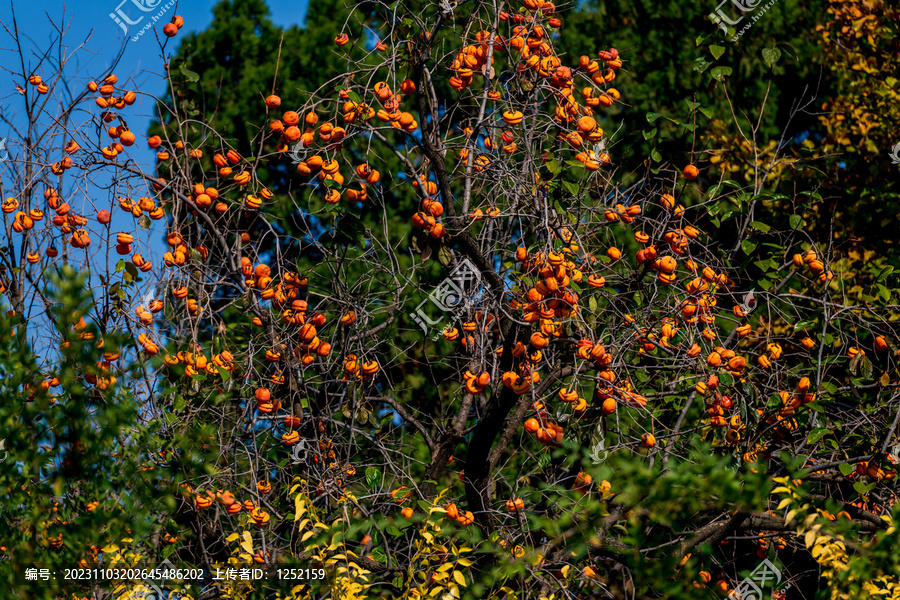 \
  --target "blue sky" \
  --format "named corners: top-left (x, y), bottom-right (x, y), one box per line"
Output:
top-left (0, 0), bottom-right (310, 171)
top-left (0, 0), bottom-right (314, 366)
top-left (0, 0), bottom-right (309, 323)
